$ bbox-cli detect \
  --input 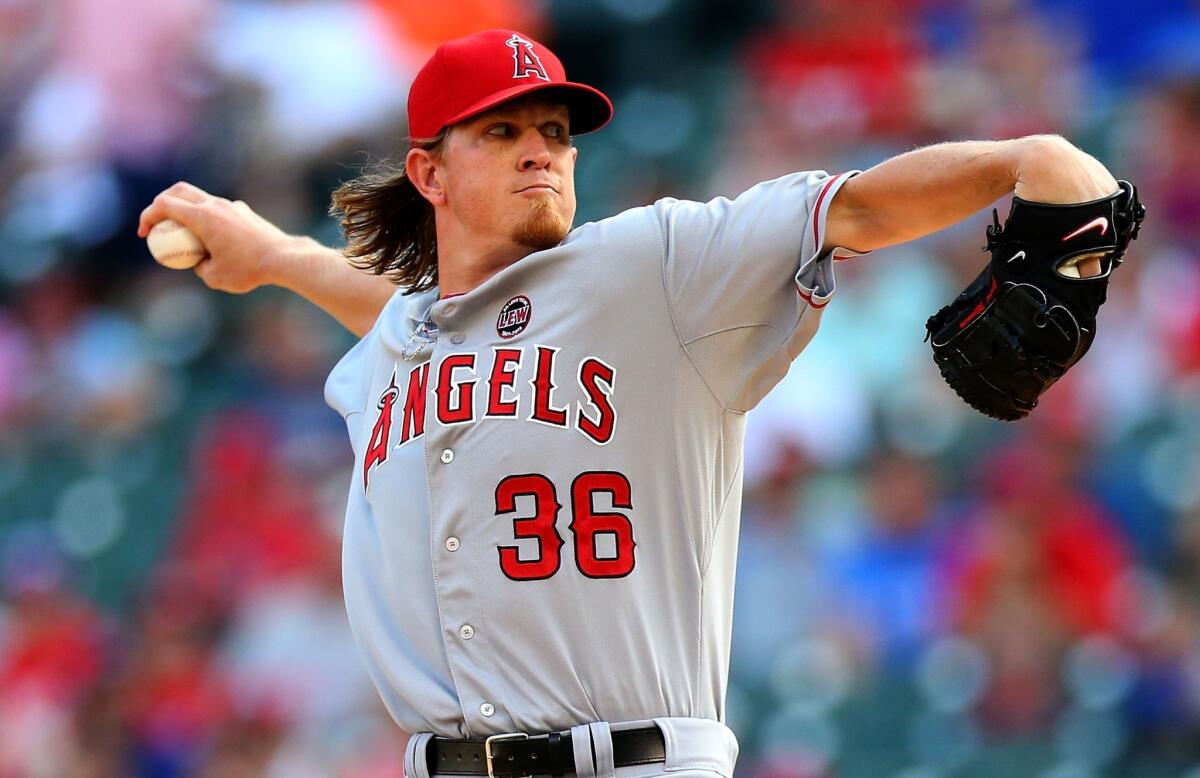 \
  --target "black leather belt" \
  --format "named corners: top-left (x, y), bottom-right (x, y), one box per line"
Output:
top-left (426, 726), bottom-right (666, 777)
